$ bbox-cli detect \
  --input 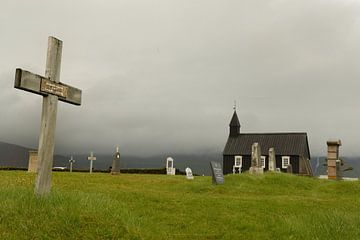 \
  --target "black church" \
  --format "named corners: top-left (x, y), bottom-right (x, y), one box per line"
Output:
top-left (223, 111), bottom-right (312, 176)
